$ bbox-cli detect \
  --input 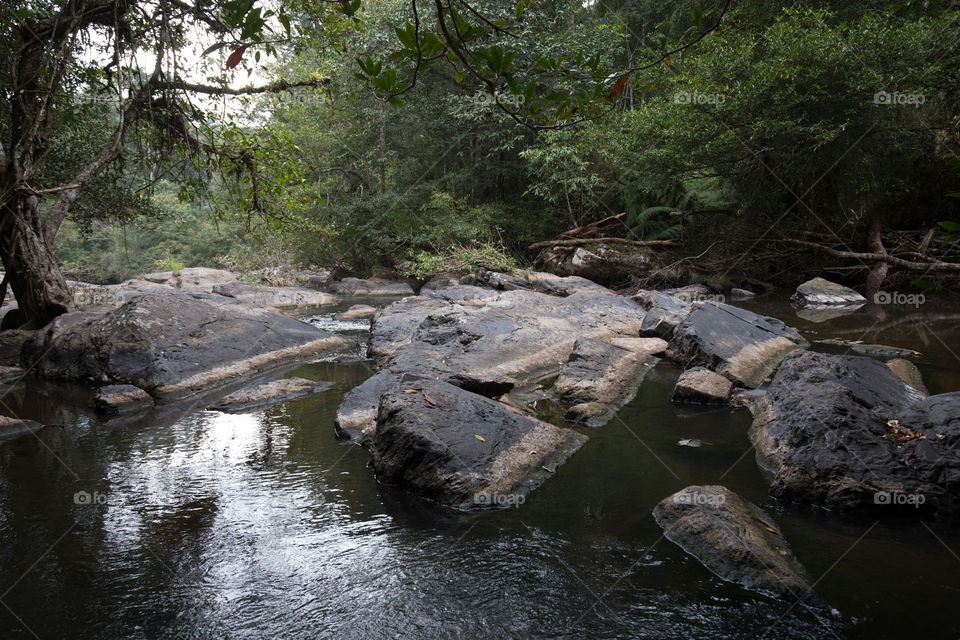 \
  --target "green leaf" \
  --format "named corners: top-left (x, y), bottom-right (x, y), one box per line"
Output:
top-left (938, 221), bottom-right (960, 231)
